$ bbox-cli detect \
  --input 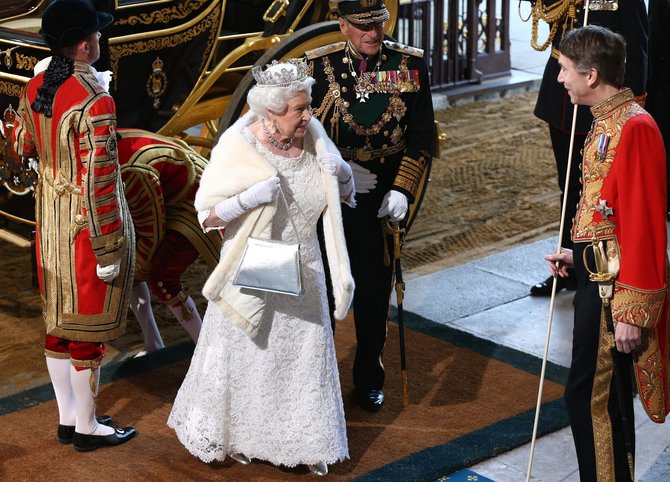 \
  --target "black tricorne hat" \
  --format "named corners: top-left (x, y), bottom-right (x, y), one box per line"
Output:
top-left (335, 0), bottom-right (390, 25)
top-left (41, 0), bottom-right (114, 51)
